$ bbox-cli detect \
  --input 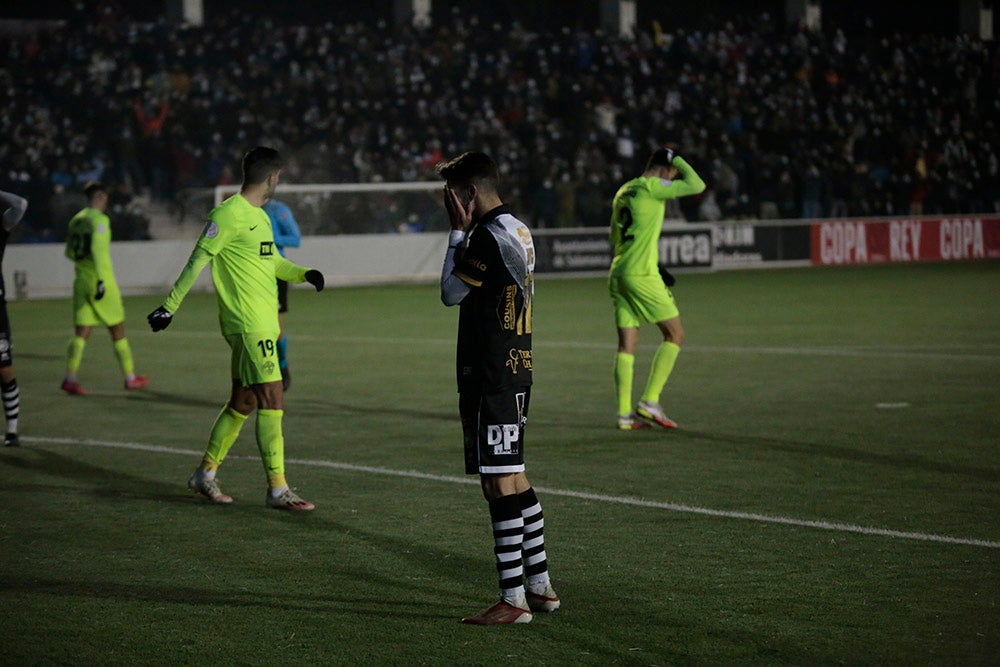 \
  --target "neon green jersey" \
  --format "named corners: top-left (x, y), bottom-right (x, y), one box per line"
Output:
top-left (164, 193), bottom-right (307, 335)
top-left (65, 207), bottom-right (117, 286)
top-left (609, 157), bottom-right (705, 276)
